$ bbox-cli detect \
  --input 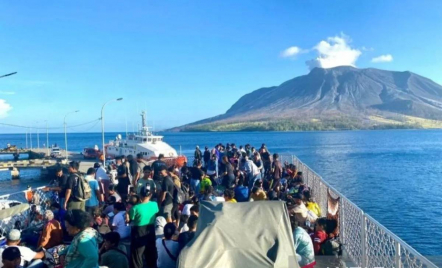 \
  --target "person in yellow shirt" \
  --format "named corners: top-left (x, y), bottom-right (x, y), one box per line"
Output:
top-left (304, 190), bottom-right (321, 217)
top-left (249, 186), bottom-right (267, 201)
top-left (223, 189), bottom-right (237, 203)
